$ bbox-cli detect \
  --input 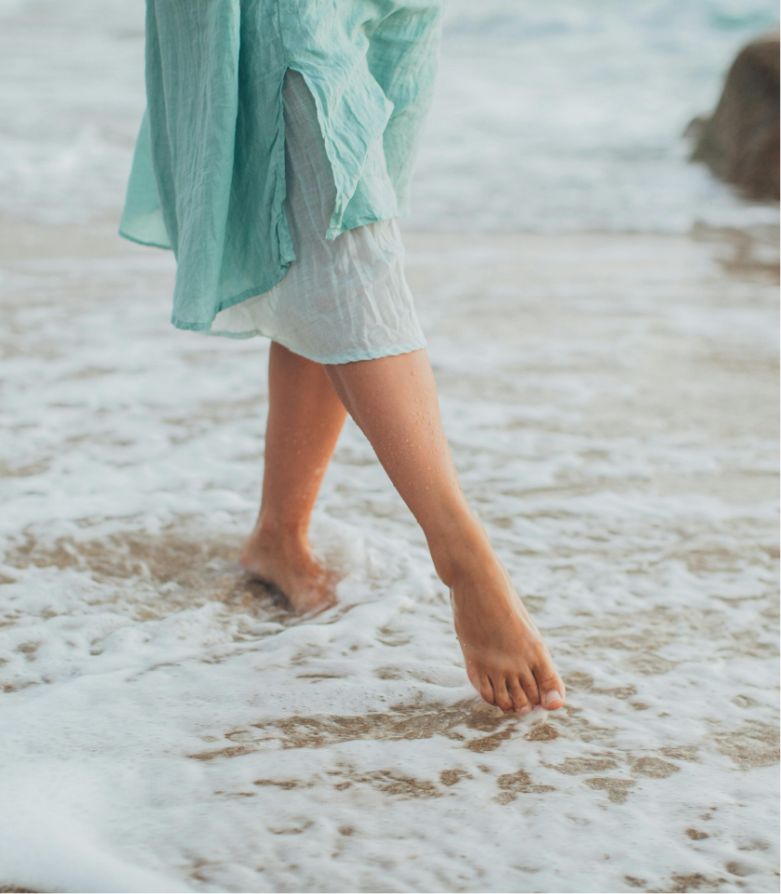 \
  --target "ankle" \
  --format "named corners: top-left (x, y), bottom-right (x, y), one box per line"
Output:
top-left (251, 515), bottom-right (311, 552)
top-left (427, 513), bottom-right (496, 587)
